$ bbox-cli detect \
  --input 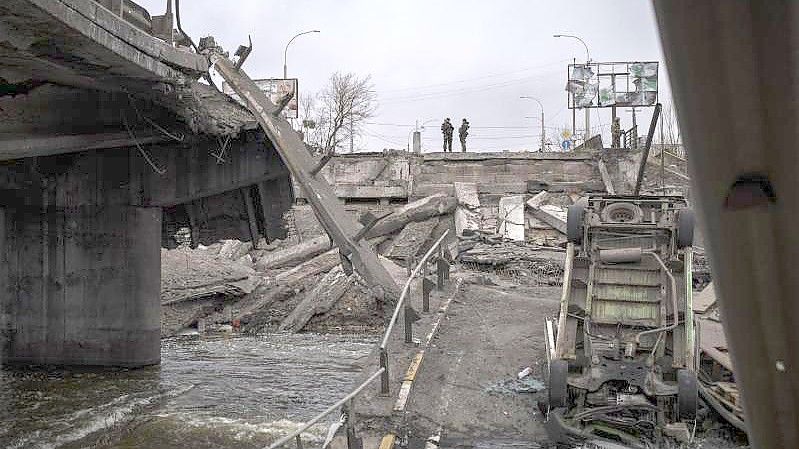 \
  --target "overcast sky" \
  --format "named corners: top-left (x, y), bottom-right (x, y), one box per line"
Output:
top-left (139, 0), bottom-right (670, 152)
